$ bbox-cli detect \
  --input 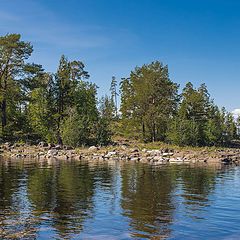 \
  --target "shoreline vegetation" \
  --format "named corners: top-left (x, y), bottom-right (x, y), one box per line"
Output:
top-left (0, 33), bottom-right (240, 159)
